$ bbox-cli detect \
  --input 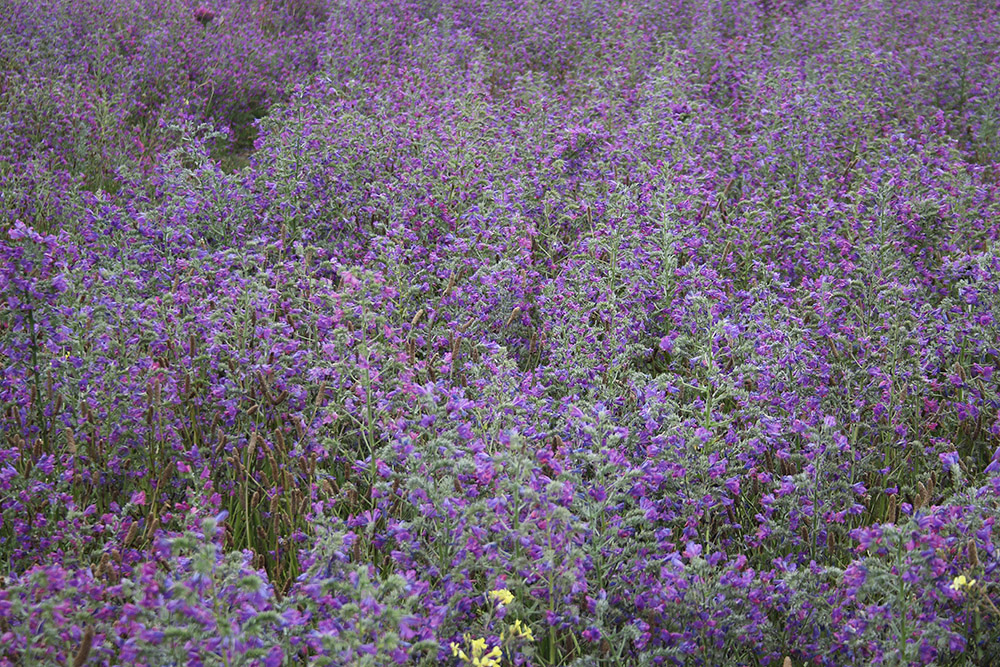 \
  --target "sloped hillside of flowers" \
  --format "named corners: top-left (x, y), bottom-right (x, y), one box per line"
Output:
top-left (2, 0), bottom-right (1000, 665)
